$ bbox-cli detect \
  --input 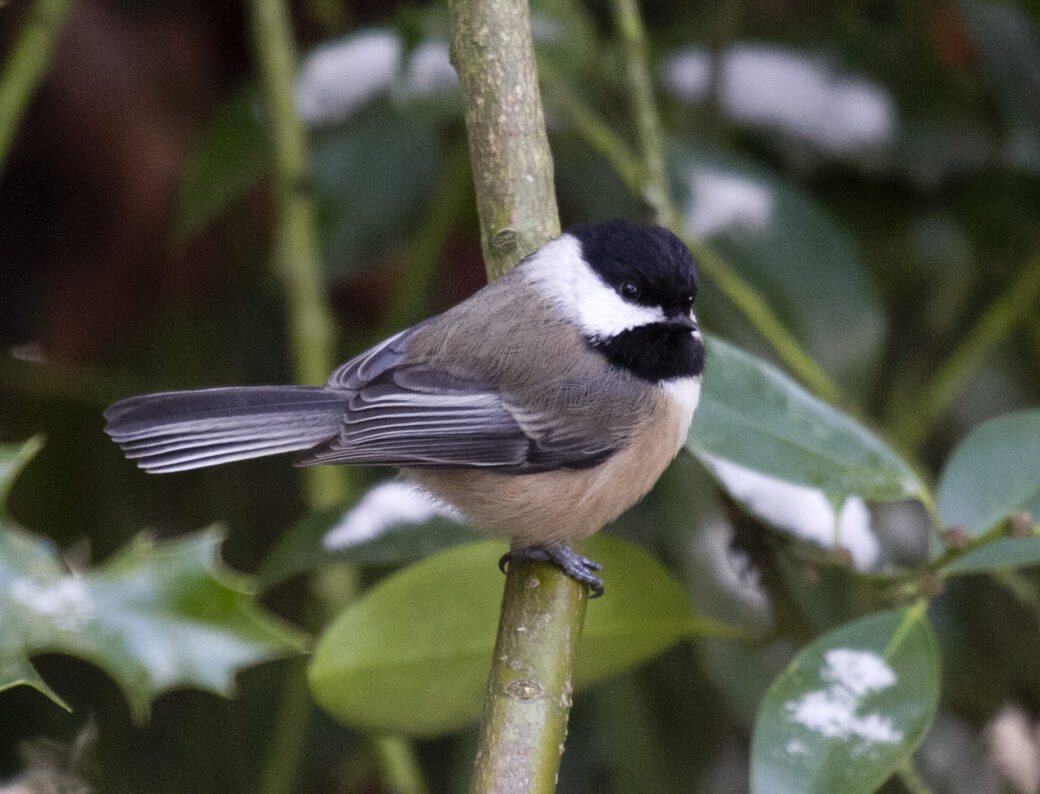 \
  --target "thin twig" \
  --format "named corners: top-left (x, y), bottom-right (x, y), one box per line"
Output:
top-left (928, 514), bottom-right (1038, 576)
top-left (612, 0), bottom-right (669, 223)
top-left (247, 0), bottom-right (338, 418)
top-left (897, 759), bottom-right (936, 794)
top-left (891, 251), bottom-right (1040, 451)
top-left (0, 0), bottom-right (73, 179)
